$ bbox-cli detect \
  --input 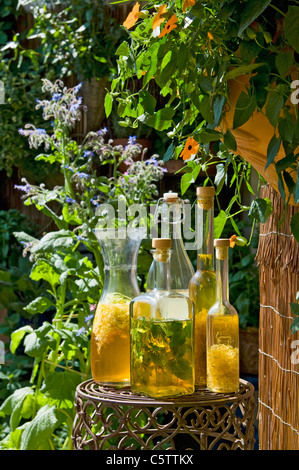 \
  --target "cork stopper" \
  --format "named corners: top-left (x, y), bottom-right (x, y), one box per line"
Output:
top-left (152, 238), bottom-right (172, 262)
top-left (163, 192), bottom-right (179, 203)
top-left (152, 238), bottom-right (172, 249)
top-left (214, 238), bottom-right (230, 260)
top-left (196, 186), bottom-right (215, 209)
